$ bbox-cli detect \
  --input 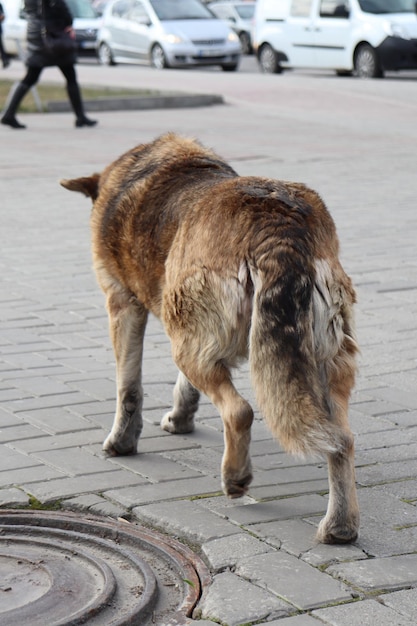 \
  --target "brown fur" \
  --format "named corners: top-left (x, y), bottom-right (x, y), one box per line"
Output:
top-left (61, 133), bottom-right (359, 543)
